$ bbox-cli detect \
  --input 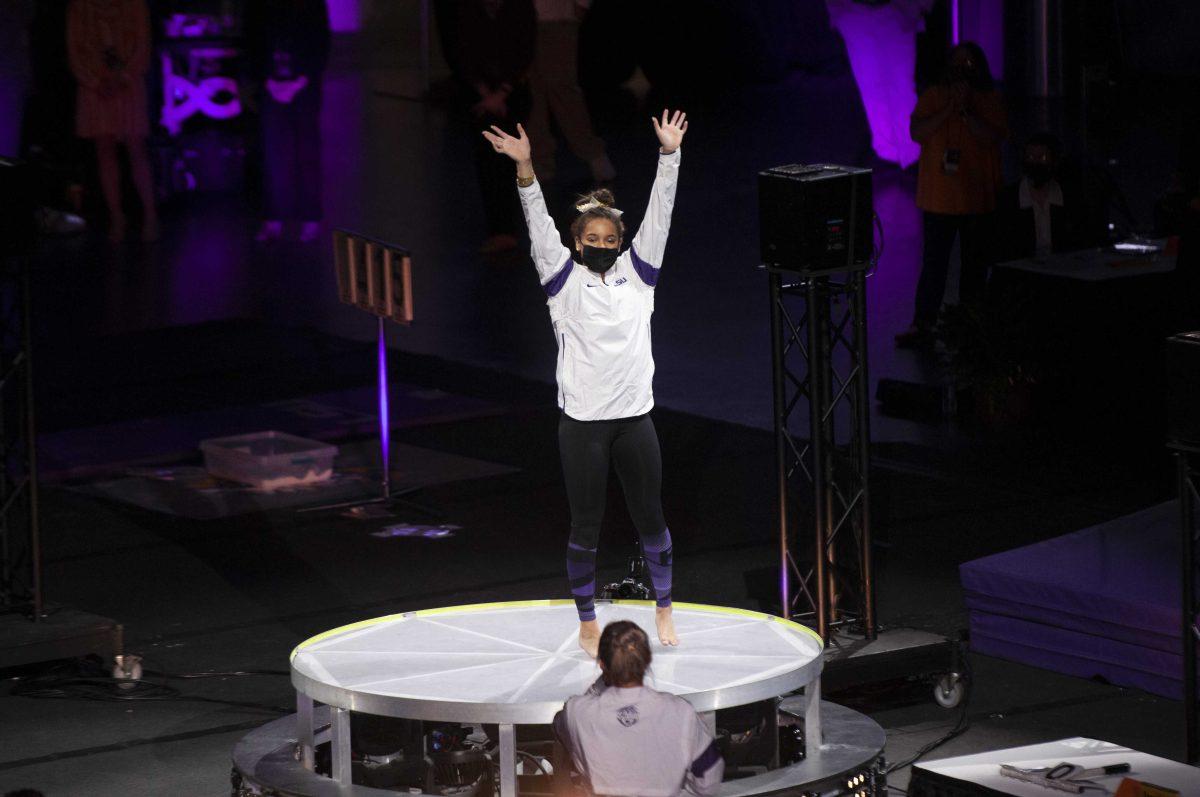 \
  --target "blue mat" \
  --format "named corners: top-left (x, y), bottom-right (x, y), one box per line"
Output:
top-left (960, 502), bottom-right (1189, 699)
